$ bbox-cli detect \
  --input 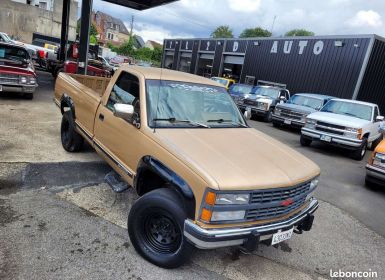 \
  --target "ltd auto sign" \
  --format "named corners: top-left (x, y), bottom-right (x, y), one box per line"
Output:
top-left (270, 40), bottom-right (324, 55)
